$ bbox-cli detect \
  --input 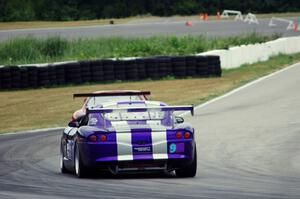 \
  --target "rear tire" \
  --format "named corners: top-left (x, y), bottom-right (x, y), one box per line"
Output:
top-left (75, 143), bottom-right (89, 178)
top-left (176, 145), bottom-right (197, 177)
top-left (60, 146), bottom-right (68, 173)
